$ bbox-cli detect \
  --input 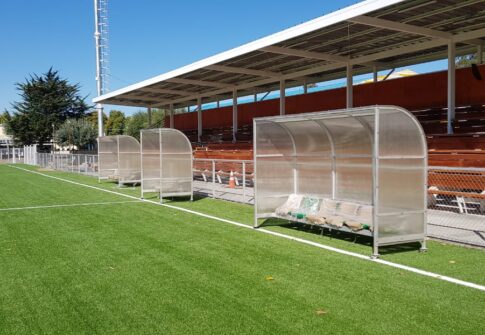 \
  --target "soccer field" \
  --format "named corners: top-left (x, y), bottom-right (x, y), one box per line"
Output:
top-left (0, 164), bottom-right (484, 334)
